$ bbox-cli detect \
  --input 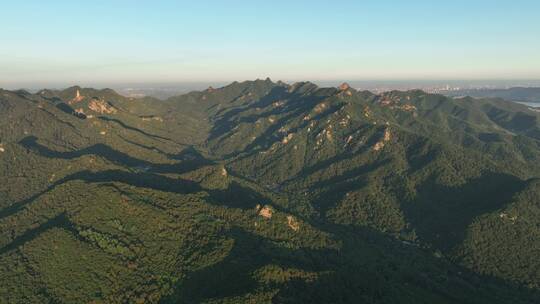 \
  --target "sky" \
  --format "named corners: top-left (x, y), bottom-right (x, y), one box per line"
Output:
top-left (1, 0), bottom-right (540, 88)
